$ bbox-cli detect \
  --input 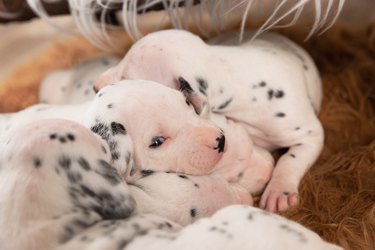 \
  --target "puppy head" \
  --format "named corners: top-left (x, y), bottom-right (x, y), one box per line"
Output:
top-left (88, 80), bottom-right (226, 176)
top-left (94, 29), bottom-right (206, 91)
